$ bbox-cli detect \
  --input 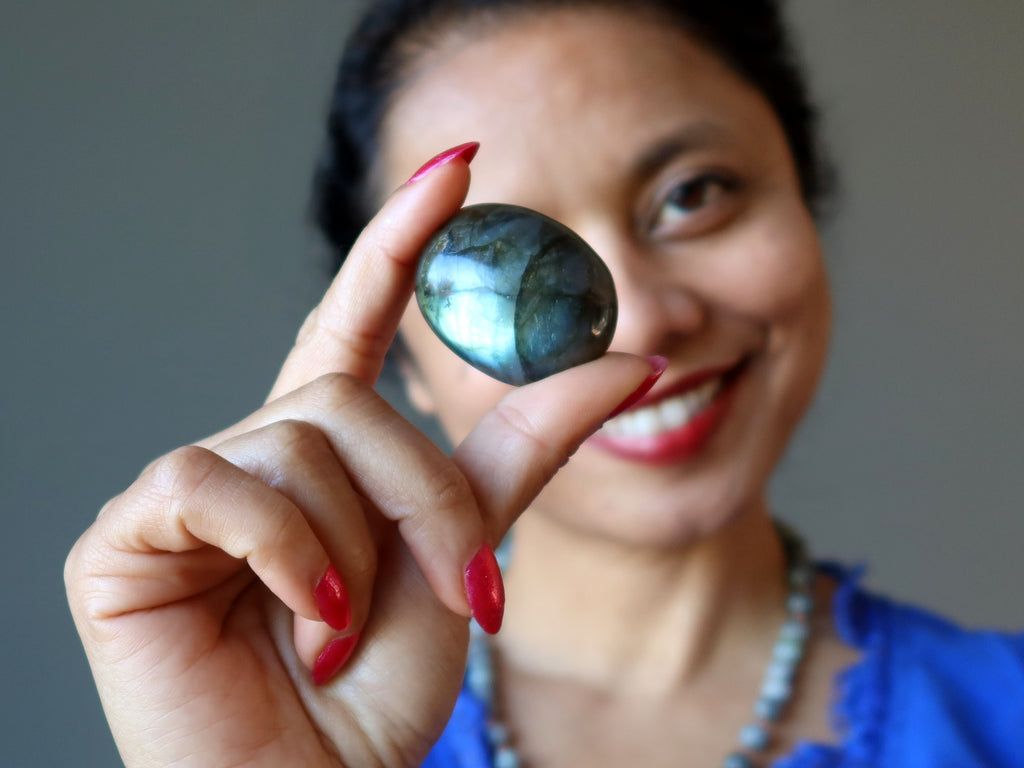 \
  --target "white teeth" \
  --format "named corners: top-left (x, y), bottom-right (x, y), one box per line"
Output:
top-left (632, 408), bottom-right (661, 434)
top-left (601, 377), bottom-right (722, 438)
top-left (658, 397), bottom-right (690, 430)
